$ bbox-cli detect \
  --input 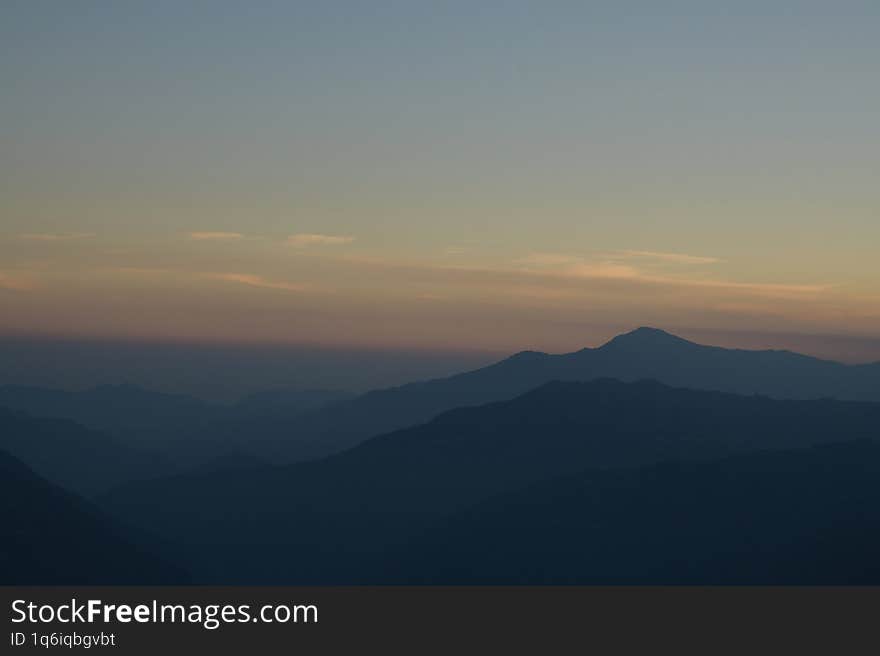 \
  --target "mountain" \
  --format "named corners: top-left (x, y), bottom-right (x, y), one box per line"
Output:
top-left (0, 383), bottom-right (216, 446)
top-left (170, 389), bottom-right (353, 464)
top-left (99, 379), bottom-right (880, 582)
top-left (233, 327), bottom-right (880, 461)
top-left (0, 448), bottom-right (186, 584)
top-left (6, 329), bottom-right (877, 465)
top-left (0, 406), bottom-right (171, 497)
top-left (379, 440), bottom-right (880, 584)
top-left (232, 388), bottom-right (351, 417)
top-left (0, 383), bottom-right (350, 465)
